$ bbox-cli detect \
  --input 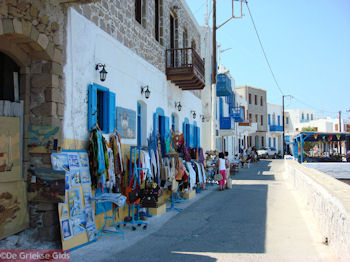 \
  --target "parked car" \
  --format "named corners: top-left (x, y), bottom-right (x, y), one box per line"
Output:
top-left (257, 147), bottom-right (278, 159)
